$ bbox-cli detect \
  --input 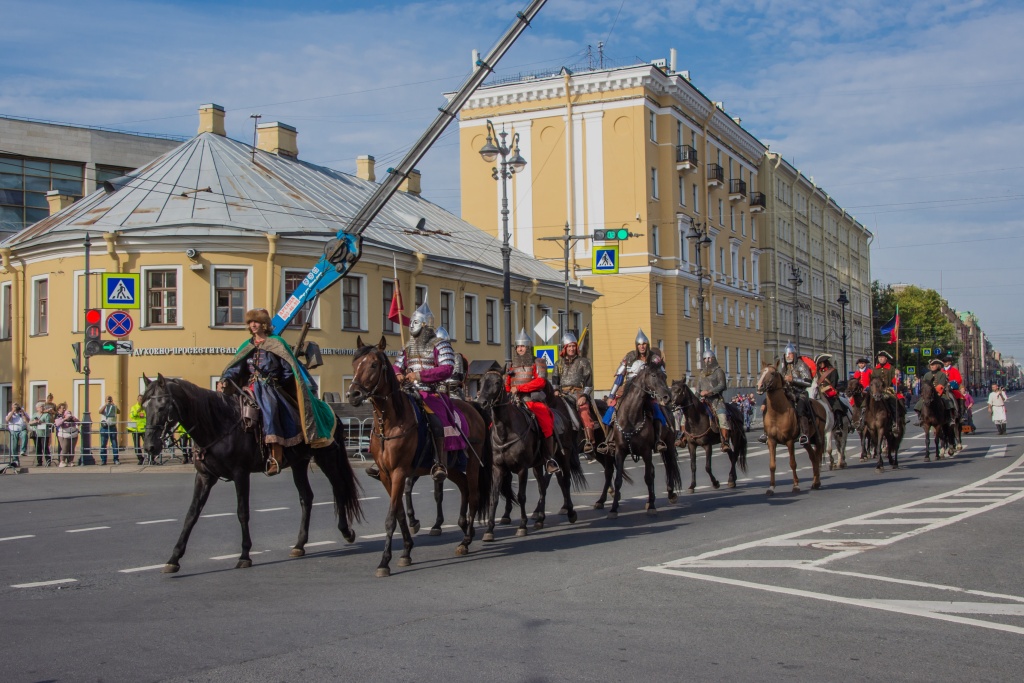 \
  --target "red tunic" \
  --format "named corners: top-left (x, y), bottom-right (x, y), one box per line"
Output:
top-left (944, 365), bottom-right (964, 399)
top-left (506, 364), bottom-right (554, 438)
